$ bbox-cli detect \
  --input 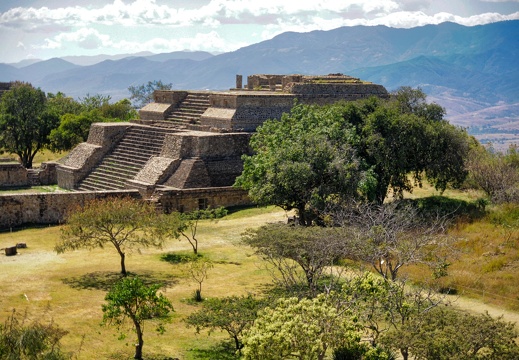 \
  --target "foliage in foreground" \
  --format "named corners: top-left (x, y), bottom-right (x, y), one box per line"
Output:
top-left (185, 294), bottom-right (267, 352)
top-left (102, 276), bottom-right (174, 360)
top-left (242, 294), bottom-right (361, 360)
top-left (0, 309), bottom-right (71, 360)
